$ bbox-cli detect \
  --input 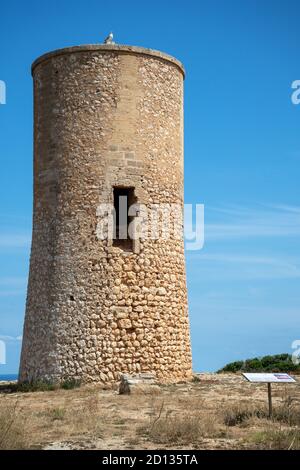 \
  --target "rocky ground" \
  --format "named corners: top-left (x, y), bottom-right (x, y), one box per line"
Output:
top-left (1, 373), bottom-right (300, 450)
